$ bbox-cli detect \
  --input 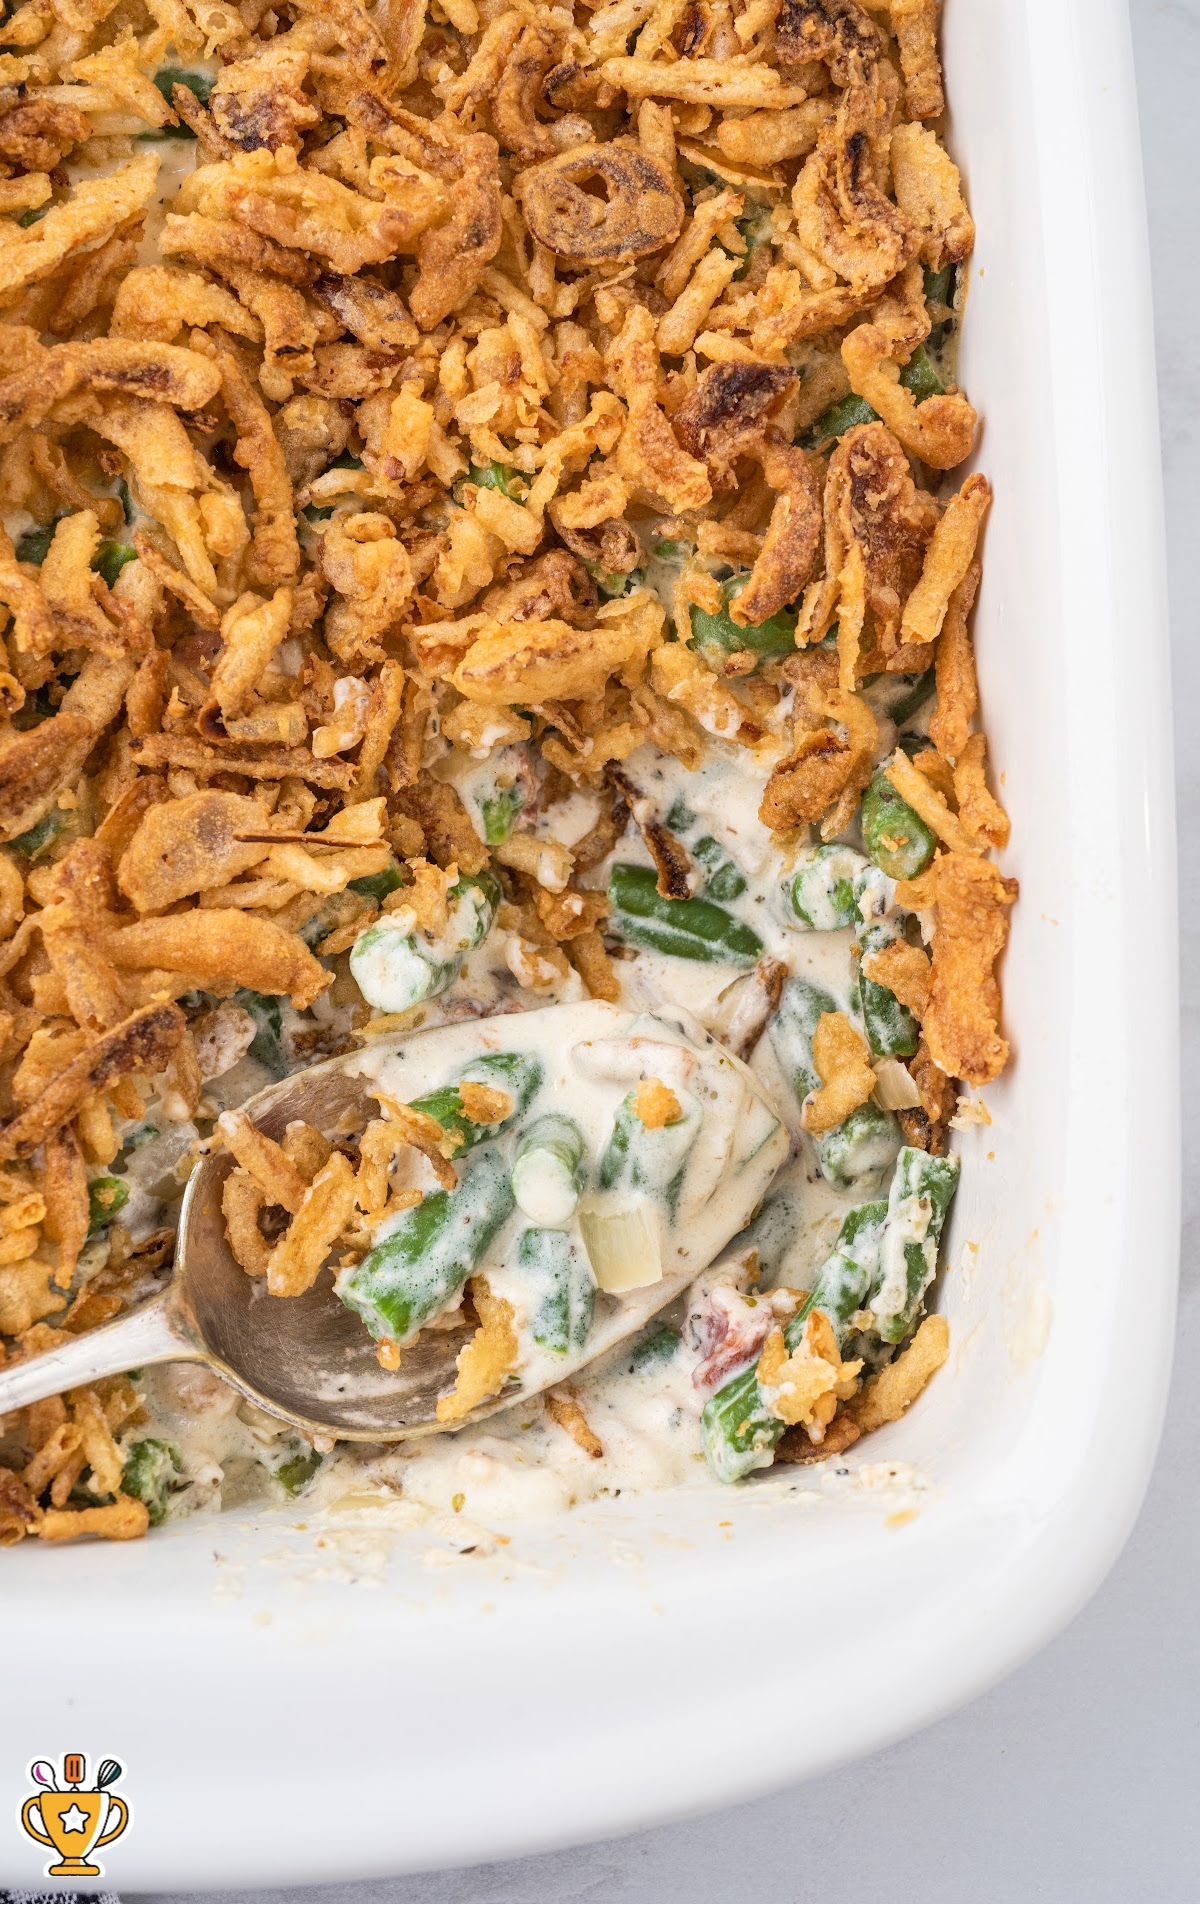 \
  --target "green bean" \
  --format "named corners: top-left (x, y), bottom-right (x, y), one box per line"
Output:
top-left (689, 573), bottom-right (796, 666)
top-left (804, 393), bottom-right (878, 445)
top-left (458, 460), bottom-right (523, 501)
top-left (860, 769), bottom-right (938, 880)
top-left (898, 343), bottom-right (944, 404)
top-left (274, 1445), bottom-right (323, 1496)
top-left (16, 521), bottom-right (59, 565)
top-left (607, 863), bottom-right (763, 966)
top-left (349, 869), bottom-right (500, 1012)
top-left (816, 1102), bottom-right (903, 1193)
top-left (871, 1146), bottom-right (959, 1344)
top-left (479, 780), bottom-right (525, 844)
top-left (784, 843), bottom-right (875, 932)
top-left (87, 1175), bottom-right (129, 1234)
top-left (93, 540), bottom-right (137, 587)
top-left (11, 809), bottom-right (66, 860)
top-left (233, 987), bottom-right (289, 1078)
top-left (769, 977), bottom-right (900, 1191)
top-left (519, 1226), bottom-right (596, 1355)
top-left (411, 1051), bottom-right (543, 1155)
top-left (348, 861), bottom-right (403, 903)
top-left (692, 833), bottom-right (747, 901)
top-left (598, 1084), bottom-right (702, 1218)
top-left (630, 1323), bottom-right (682, 1371)
top-left (700, 1200), bottom-right (887, 1482)
top-left (853, 919), bottom-right (920, 1058)
top-left (511, 1113), bottom-right (586, 1225)
top-left (797, 1198), bottom-right (891, 1346)
top-left (924, 265), bottom-right (957, 348)
top-left (121, 1438), bottom-right (182, 1525)
top-left (730, 1191), bottom-right (803, 1284)
top-left (923, 264), bottom-right (954, 308)
top-left (584, 560), bottom-right (647, 599)
top-left (861, 668), bottom-right (934, 726)
top-left (146, 67), bottom-right (213, 137)
top-left (336, 1147), bottom-right (514, 1346)
top-left (805, 347), bottom-right (945, 449)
